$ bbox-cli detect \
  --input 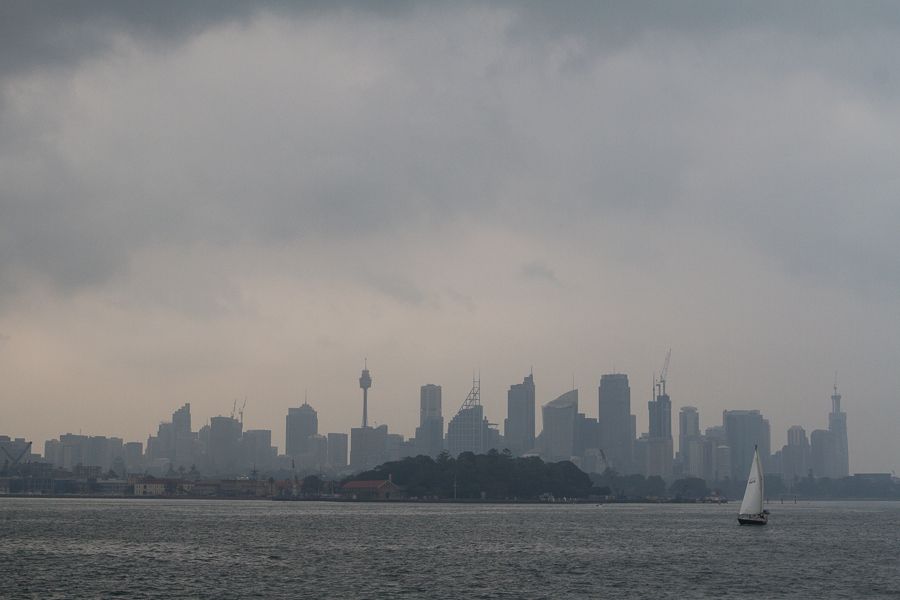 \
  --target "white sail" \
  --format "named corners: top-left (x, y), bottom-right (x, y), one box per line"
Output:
top-left (738, 447), bottom-right (764, 515)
